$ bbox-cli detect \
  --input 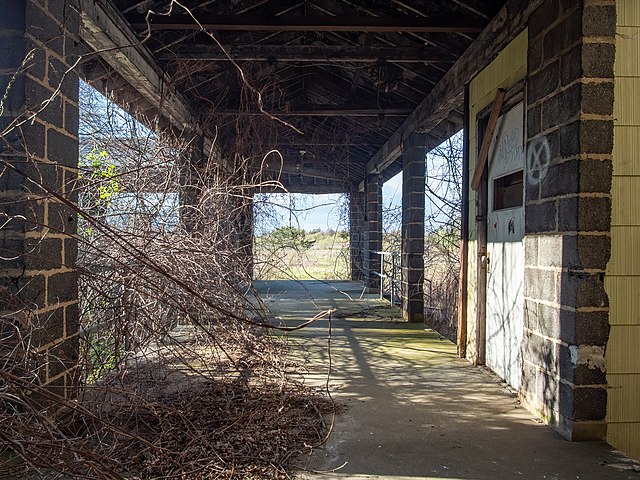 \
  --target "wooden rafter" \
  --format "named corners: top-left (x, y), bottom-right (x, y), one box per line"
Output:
top-left (214, 106), bottom-right (414, 116)
top-left (107, 0), bottom-right (514, 192)
top-left (361, 0), bottom-right (544, 189)
top-left (131, 14), bottom-right (485, 32)
top-left (158, 45), bottom-right (455, 63)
